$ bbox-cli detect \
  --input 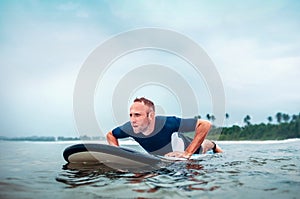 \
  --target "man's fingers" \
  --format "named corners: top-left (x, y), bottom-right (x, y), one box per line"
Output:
top-left (164, 151), bottom-right (184, 158)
